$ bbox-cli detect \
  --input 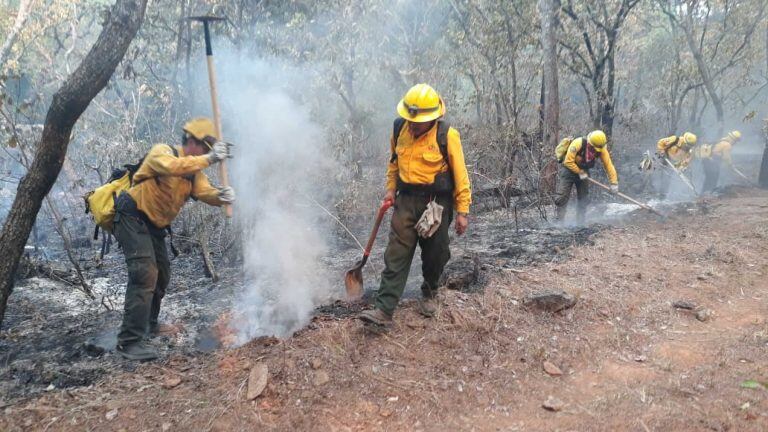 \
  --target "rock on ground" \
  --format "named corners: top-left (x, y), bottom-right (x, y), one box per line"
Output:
top-left (523, 290), bottom-right (576, 312)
